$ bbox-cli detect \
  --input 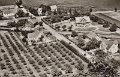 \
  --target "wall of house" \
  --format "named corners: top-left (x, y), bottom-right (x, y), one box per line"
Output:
top-left (109, 44), bottom-right (118, 53)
